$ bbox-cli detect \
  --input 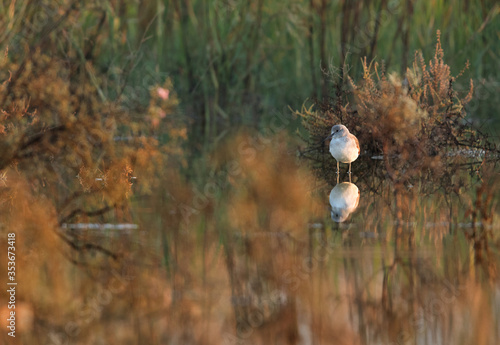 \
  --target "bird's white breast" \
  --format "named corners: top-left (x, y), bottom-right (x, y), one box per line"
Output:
top-left (329, 136), bottom-right (359, 163)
